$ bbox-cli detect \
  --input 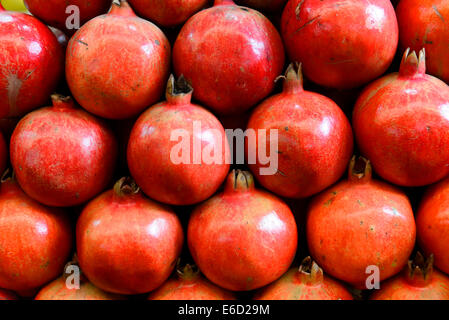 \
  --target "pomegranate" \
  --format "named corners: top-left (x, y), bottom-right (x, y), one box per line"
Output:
top-left (148, 263), bottom-right (236, 300)
top-left (173, 0), bottom-right (285, 115)
top-left (306, 157), bottom-right (416, 289)
top-left (0, 288), bottom-right (18, 300)
top-left (236, 0), bottom-right (287, 12)
top-left (127, 75), bottom-right (230, 205)
top-left (188, 170), bottom-right (298, 291)
top-left (0, 4), bottom-right (64, 118)
top-left (127, 0), bottom-right (208, 27)
top-left (397, 0), bottom-right (449, 84)
top-left (281, 0), bottom-right (398, 89)
top-left (10, 94), bottom-right (117, 207)
top-left (416, 176), bottom-right (449, 275)
top-left (253, 257), bottom-right (353, 300)
top-left (353, 49), bottom-right (449, 187)
top-left (0, 176), bottom-right (72, 292)
top-left (66, 0), bottom-right (171, 119)
top-left (246, 63), bottom-right (353, 199)
top-left (24, 0), bottom-right (112, 35)
top-left (370, 253), bottom-right (449, 300)
top-left (76, 177), bottom-right (184, 294)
